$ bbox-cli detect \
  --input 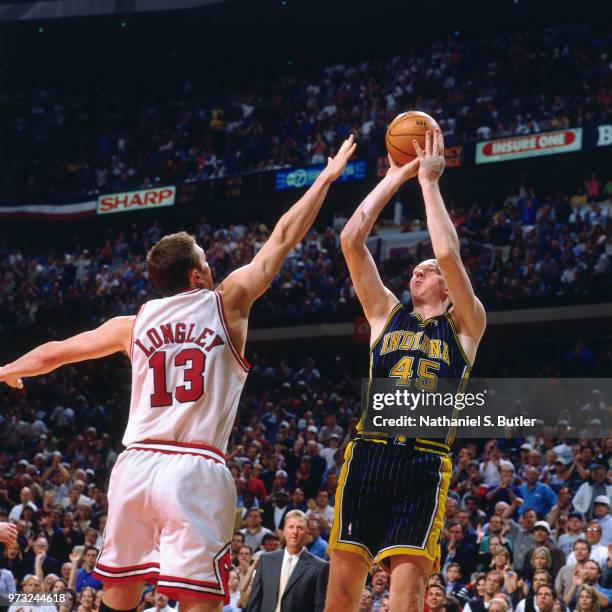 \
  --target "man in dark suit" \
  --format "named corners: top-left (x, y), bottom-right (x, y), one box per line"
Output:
top-left (247, 509), bottom-right (328, 612)
top-left (262, 490), bottom-right (291, 532)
